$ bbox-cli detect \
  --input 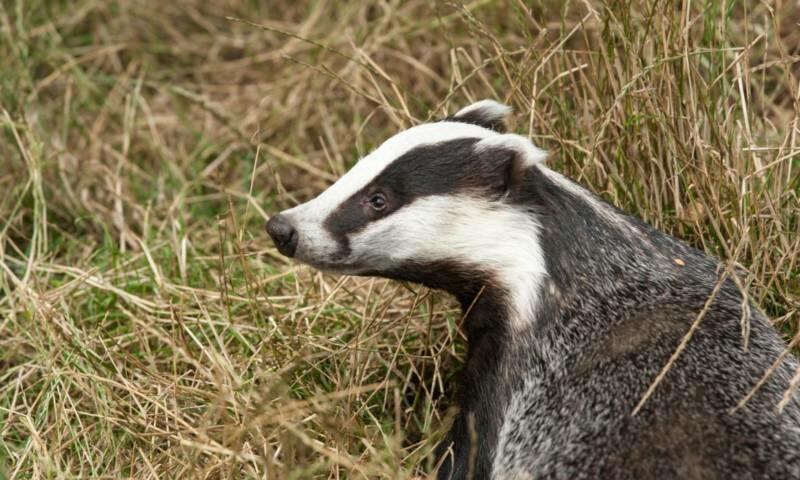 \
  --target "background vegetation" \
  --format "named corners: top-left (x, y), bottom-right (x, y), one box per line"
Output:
top-left (1, 0), bottom-right (798, 478)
